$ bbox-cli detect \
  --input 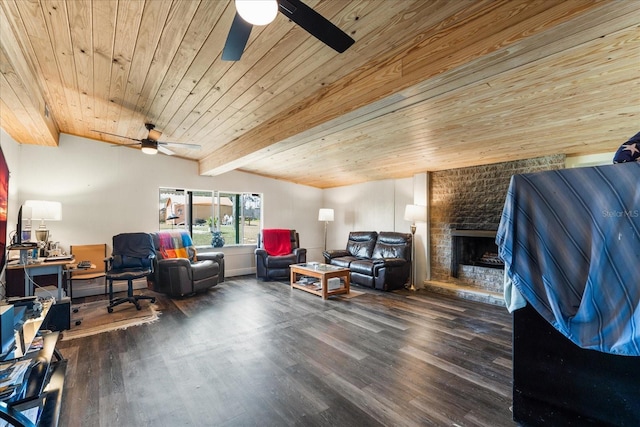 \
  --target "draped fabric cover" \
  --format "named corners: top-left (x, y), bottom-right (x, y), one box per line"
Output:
top-left (157, 229), bottom-right (195, 260)
top-left (262, 229), bottom-right (292, 256)
top-left (497, 162), bottom-right (640, 355)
